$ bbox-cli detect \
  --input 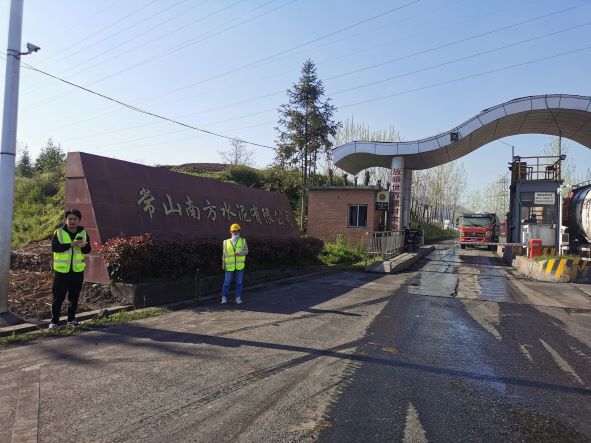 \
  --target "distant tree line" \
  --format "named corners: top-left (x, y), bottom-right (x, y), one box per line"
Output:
top-left (16, 138), bottom-right (66, 177)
